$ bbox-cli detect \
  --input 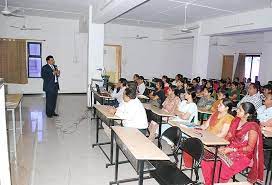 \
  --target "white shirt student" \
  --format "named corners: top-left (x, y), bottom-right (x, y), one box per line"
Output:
top-left (109, 87), bottom-right (148, 131)
top-left (111, 78), bottom-right (127, 104)
top-left (136, 76), bottom-right (146, 95)
top-left (111, 86), bottom-right (126, 104)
